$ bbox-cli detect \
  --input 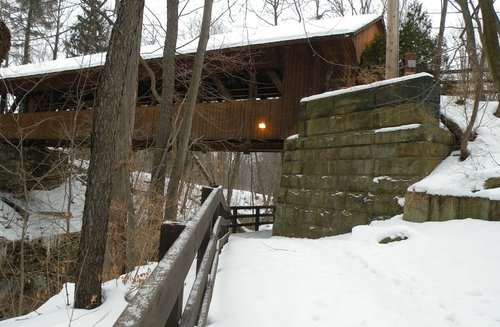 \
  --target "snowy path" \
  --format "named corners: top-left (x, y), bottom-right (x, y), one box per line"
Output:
top-left (207, 217), bottom-right (500, 327)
